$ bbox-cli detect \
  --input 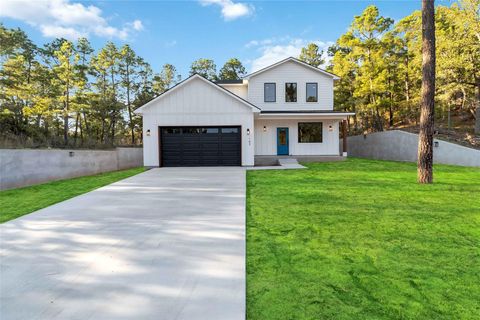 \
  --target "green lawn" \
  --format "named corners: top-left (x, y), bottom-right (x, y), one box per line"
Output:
top-left (247, 158), bottom-right (480, 319)
top-left (0, 167), bottom-right (144, 223)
